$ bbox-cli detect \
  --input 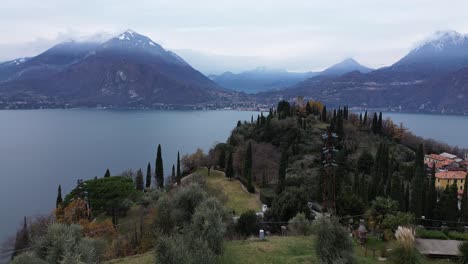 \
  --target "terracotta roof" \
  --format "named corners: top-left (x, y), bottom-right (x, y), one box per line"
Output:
top-left (435, 171), bottom-right (467, 180)
top-left (425, 154), bottom-right (447, 161)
